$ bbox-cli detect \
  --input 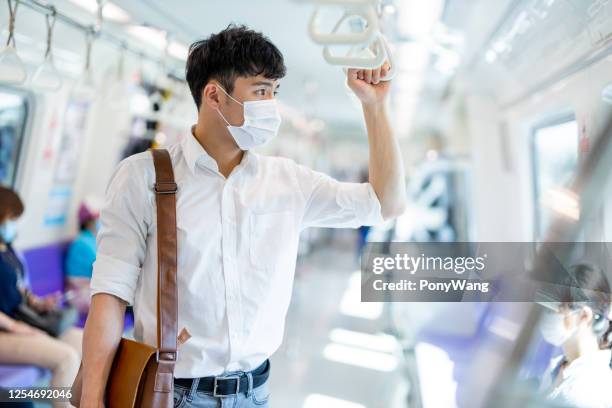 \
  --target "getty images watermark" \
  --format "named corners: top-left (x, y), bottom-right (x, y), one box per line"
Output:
top-left (360, 242), bottom-right (612, 302)
top-left (371, 251), bottom-right (489, 293)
